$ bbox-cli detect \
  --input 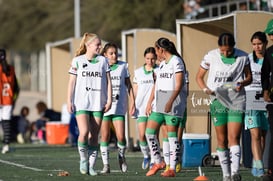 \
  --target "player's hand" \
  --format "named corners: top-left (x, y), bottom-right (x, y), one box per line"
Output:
top-left (264, 91), bottom-right (271, 102)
